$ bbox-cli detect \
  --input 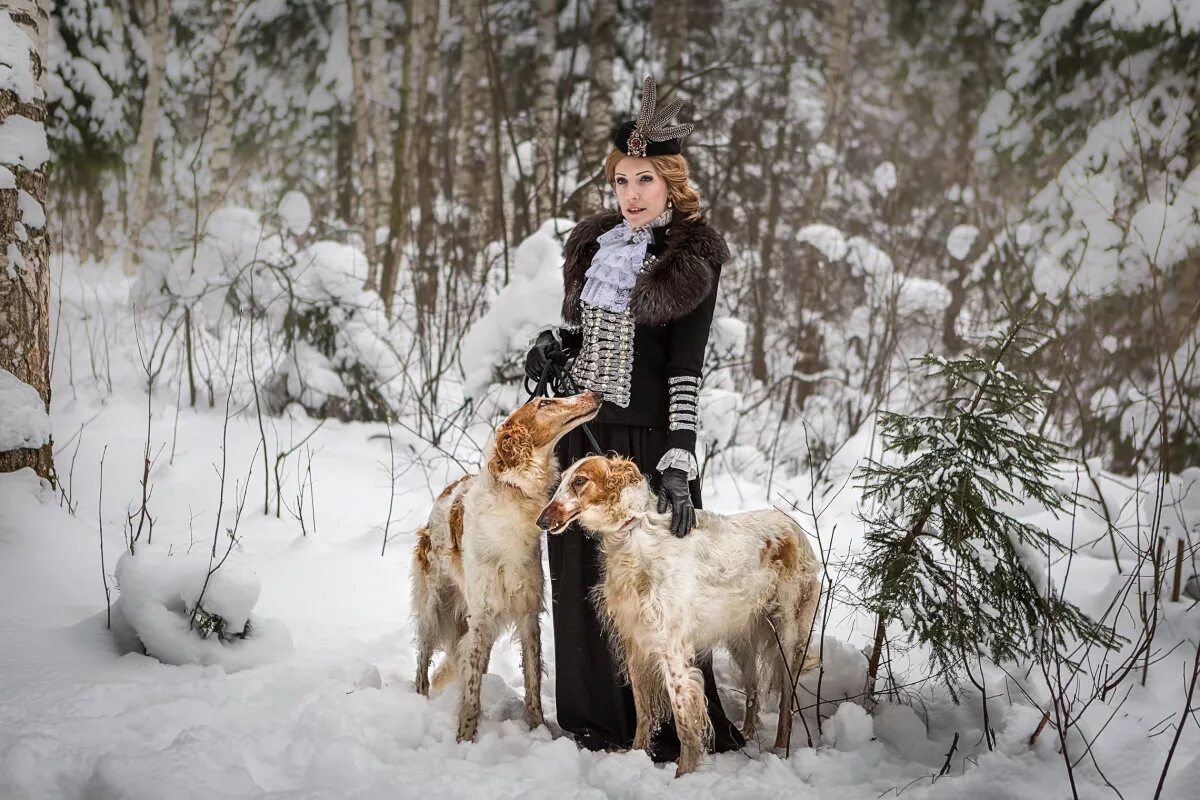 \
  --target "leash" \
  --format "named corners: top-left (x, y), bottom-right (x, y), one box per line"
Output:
top-left (525, 360), bottom-right (604, 456)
